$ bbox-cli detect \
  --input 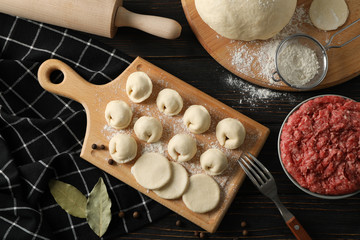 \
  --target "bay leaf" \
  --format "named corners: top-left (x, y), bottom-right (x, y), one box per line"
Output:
top-left (86, 177), bottom-right (112, 237)
top-left (48, 179), bottom-right (87, 218)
